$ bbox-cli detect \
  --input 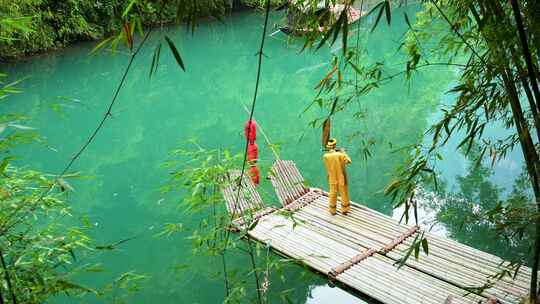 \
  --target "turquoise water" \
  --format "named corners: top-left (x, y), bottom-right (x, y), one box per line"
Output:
top-left (3, 7), bottom-right (527, 303)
